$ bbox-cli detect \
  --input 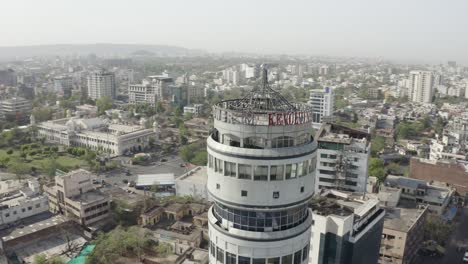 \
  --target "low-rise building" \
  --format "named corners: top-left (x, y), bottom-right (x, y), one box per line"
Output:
top-left (384, 175), bottom-right (454, 214)
top-left (44, 169), bottom-right (110, 227)
top-left (379, 206), bottom-right (428, 264)
top-left (175, 166), bottom-right (209, 200)
top-left (36, 117), bottom-right (157, 156)
top-left (309, 190), bottom-right (385, 264)
top-left (0, 180), bottom-right (49, 228)
top-left (183, 104), bottom-right (203, 116)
